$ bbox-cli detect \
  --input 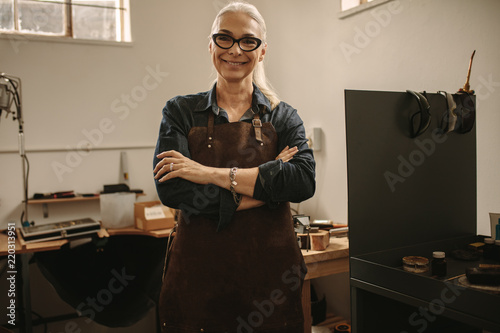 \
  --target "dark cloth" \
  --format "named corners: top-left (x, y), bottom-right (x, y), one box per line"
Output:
top-left (153, 84), bottom-right (315, 228)
top-left (158, 109), bottom-right (308, 332)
